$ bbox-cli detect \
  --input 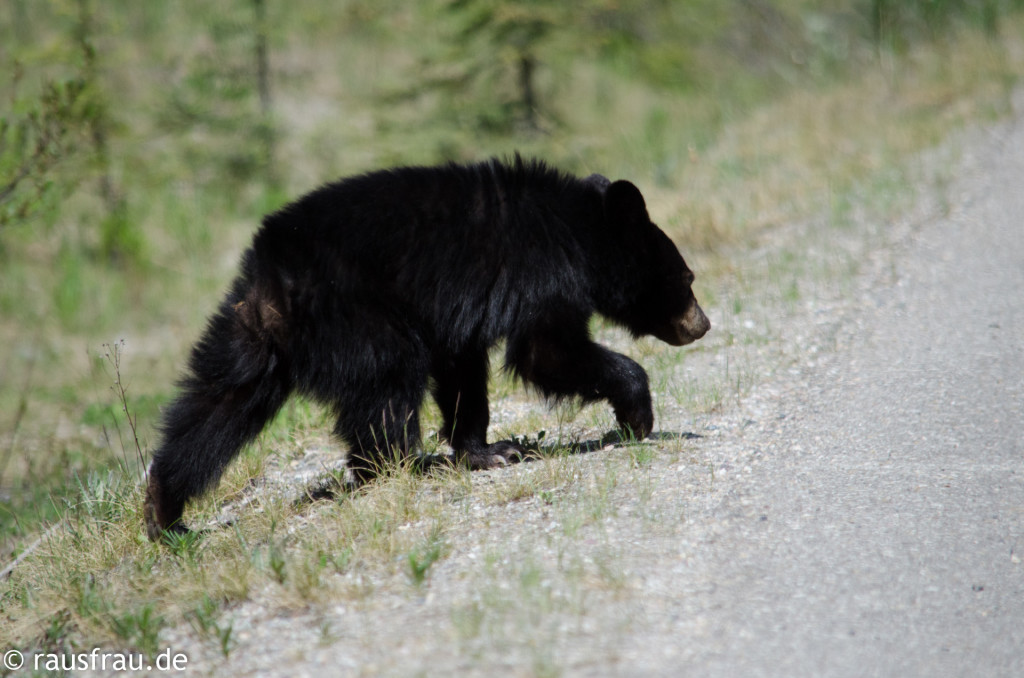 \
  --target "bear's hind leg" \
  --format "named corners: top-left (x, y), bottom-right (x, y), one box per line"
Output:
top-left (324, 318), bottom-right (431, 484)
top-left (146, 294), bottom-right (292, 541)
top-left (431, 348), bottom-right (523, 469)
top-left (334, 388), bottom-right (426, 484)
